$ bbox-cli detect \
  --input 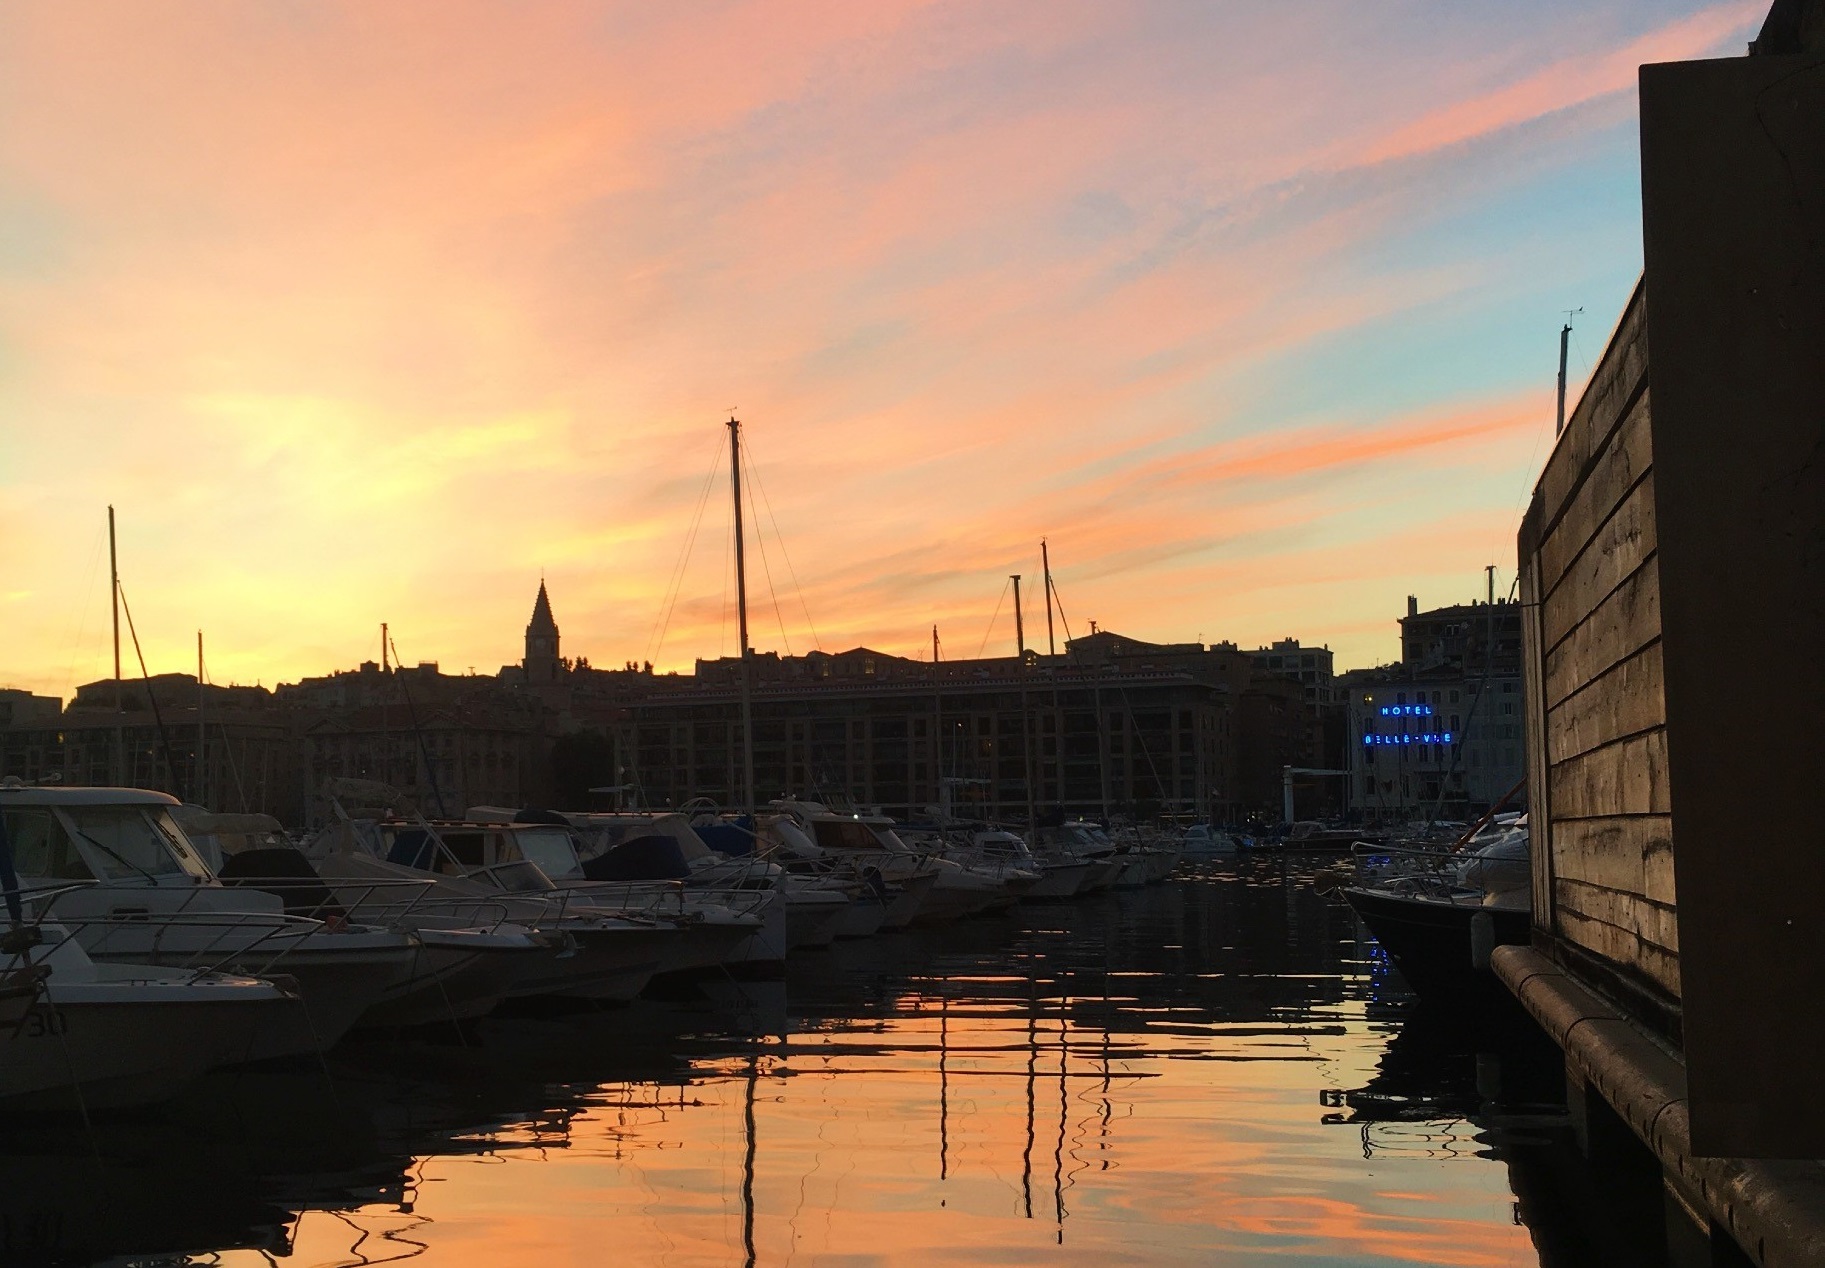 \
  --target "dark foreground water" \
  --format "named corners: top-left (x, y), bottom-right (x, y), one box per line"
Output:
top-left (1, 859), bottom-right (1672, 1266)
